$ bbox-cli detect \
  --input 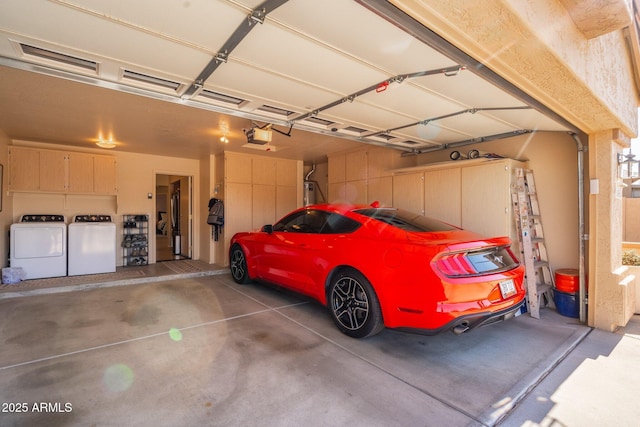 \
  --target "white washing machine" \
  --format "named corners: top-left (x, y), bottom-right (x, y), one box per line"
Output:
top-left (10, 214), bottom-right (67, 280)
top-left (68, 215), bottom-right (116, 276)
